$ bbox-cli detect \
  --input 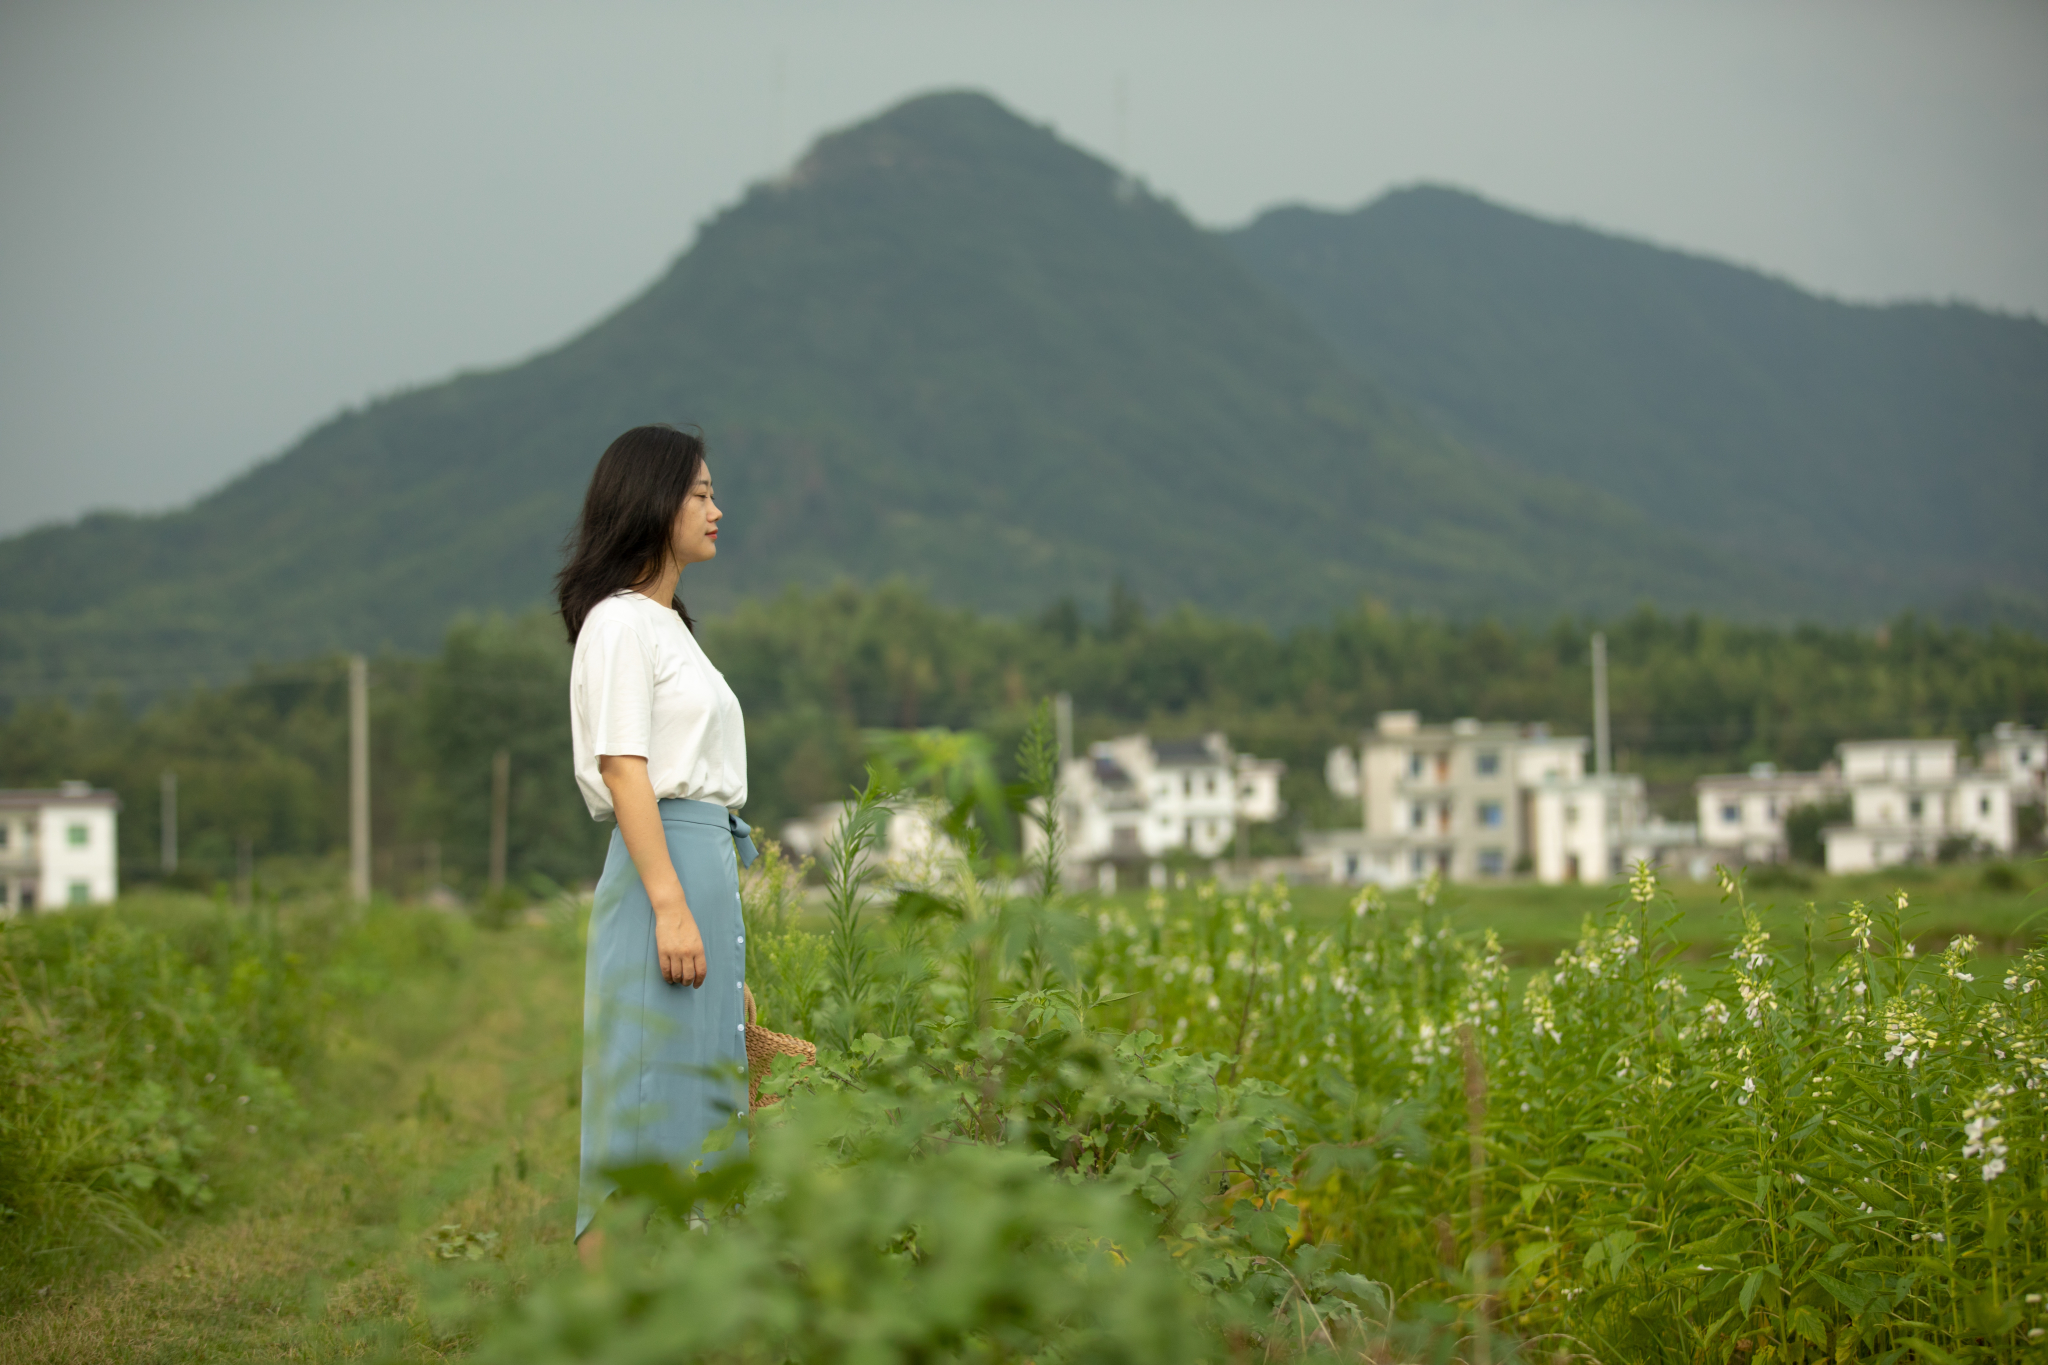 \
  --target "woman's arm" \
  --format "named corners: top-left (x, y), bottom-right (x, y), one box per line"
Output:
top-left (599, 754), bottom-right (706, 987)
